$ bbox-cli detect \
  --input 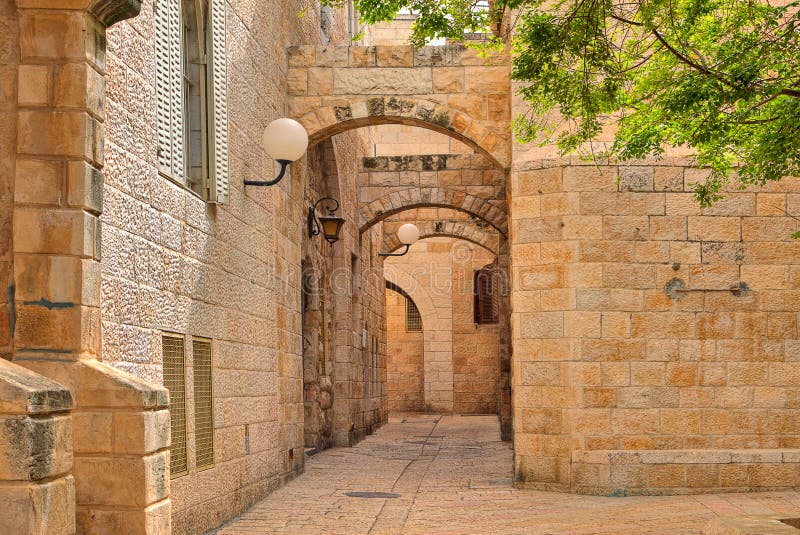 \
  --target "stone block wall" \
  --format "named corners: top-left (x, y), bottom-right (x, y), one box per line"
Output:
top-left (100, 0), bottom-right (389, 531)
top-left (361, 231), bottom-right (389, 435)
top-left (510, 157), bottom-right (800, 493)
top-left (368, 124), bottom-right (472, 156)
top-left (0, 0), bottom-right (15, 362)
top-left (0, 359), bottom-right (75, 535)
top-left (287, 44), bottom-right (512, 169)
top-left (357, 152), bottom-right (504, 210)
top-left (20, 359), bottom-right (171, 532)
top-left (4, 0), bottom-right (177, 530)
top-left (385, 286), bottom-right (425, 411)
top-left (453, 246), bottom-right (501, 414)
top-left (385, 237), bottom-right (502, 414)
top-left (572, 449), bottom-right (800, 496)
